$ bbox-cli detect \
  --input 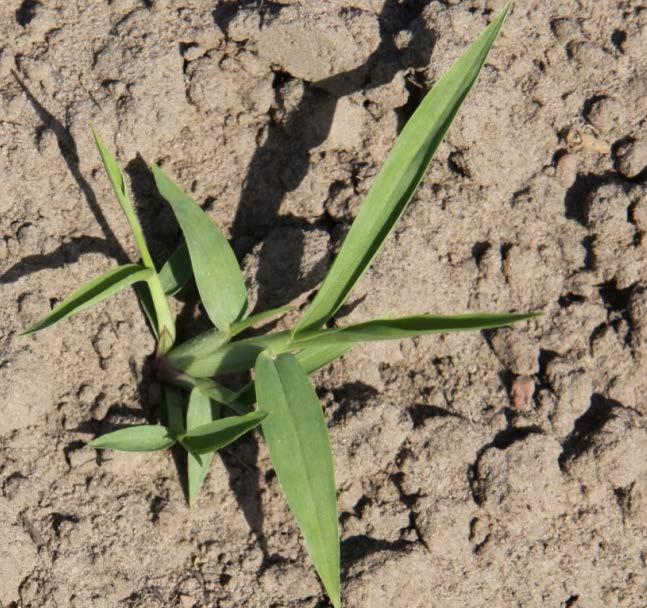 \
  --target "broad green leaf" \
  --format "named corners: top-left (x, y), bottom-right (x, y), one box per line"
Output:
top-left (186, 387), bottom-right (219, 505)
top-left (22, 264), bottom-right (153, 335)
top-left (255, 352), bottom-right (340, 607)
top-left (92, 128), bottom-right (175, 345)
top-left (165, 386), bottom-right (186, 436)
top-left (89, 425), bottom-right (175, 451)
top-left (295, 2), bottom-right (513, 335)
top-left (167, 331), bottom-right (291, 378)
top-left (292, 312), bottom-right (539, 348)
top-left (180, 410), bottom-right (267, 455)
top-left (152, 164), bottom-right (247, 330)
top-left (159, 241), bottom-right (192, 296)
